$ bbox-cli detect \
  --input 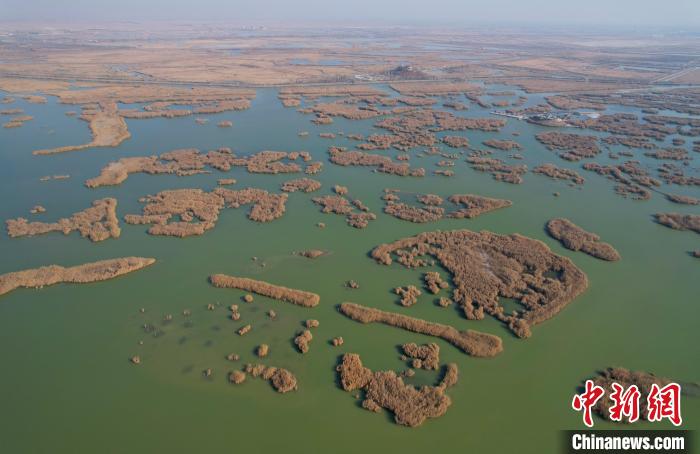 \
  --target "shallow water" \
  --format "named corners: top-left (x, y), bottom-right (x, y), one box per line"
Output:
top-left (0, 86), bottom-right (698, 454)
